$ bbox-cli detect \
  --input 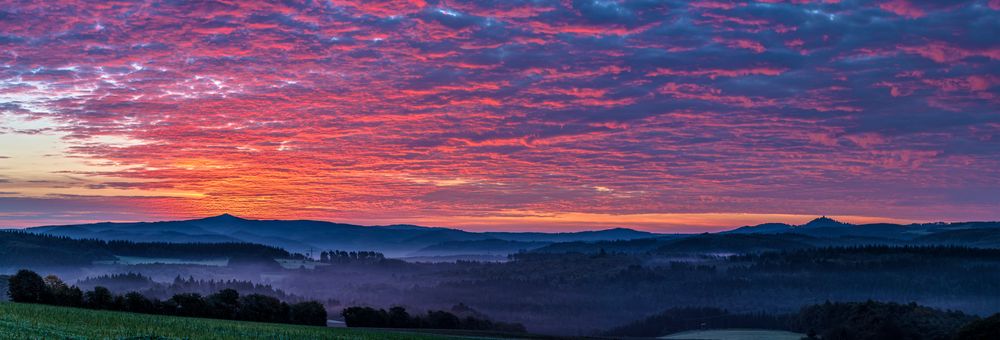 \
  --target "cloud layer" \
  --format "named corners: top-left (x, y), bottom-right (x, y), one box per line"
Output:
top-left (1, 0), bottom-right (998, 230)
